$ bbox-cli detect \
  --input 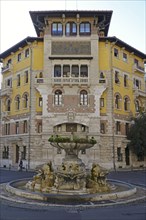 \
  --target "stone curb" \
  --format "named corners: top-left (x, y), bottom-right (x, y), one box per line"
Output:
top-left (0, 183), bottom-right (146, 209)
